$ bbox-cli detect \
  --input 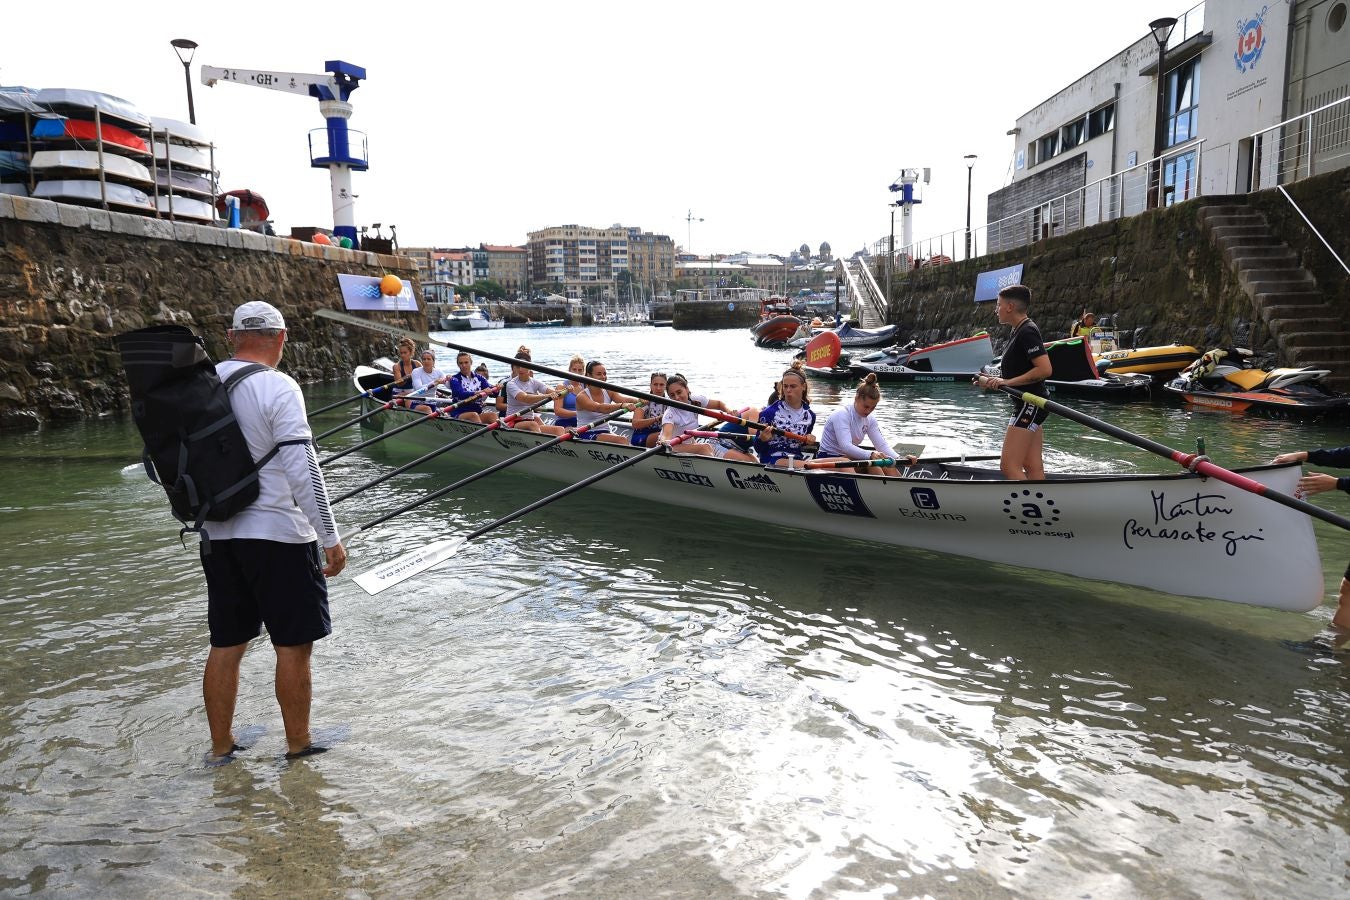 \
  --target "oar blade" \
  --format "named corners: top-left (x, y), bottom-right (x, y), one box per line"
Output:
top-left (352, 537), bottom-right (467, 595)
